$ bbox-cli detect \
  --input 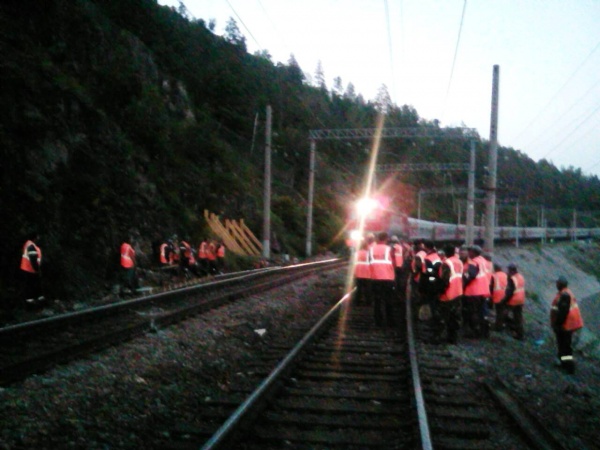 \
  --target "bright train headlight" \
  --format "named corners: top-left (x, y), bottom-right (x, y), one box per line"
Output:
top-left (356, 197), bottom-right (377, 217)
top-left (349, 230), bottom-right (362, 241)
